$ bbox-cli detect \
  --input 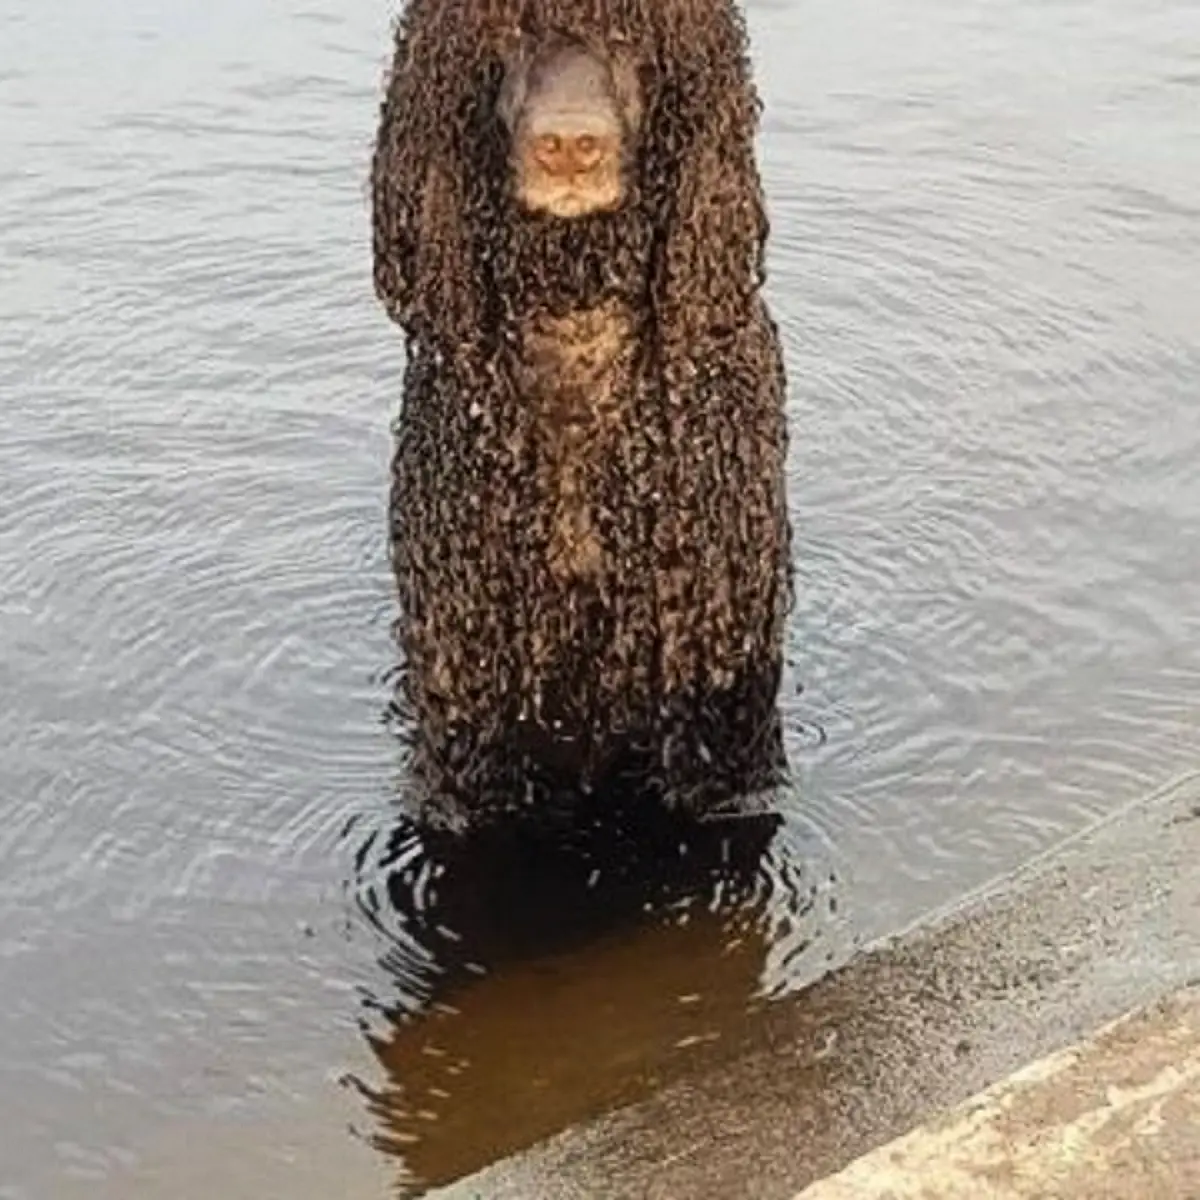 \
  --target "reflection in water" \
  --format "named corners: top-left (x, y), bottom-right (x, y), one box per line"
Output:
top-left (346, 778), bottom-right (838, 1194)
